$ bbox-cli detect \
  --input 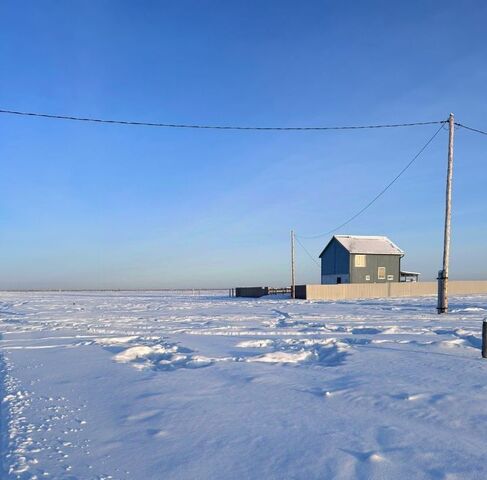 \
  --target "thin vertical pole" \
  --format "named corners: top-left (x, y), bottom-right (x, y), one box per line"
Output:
top-left (291, 230), bottom-right (296, 299)
top-left (437, 113), bottom-right (455, 314)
